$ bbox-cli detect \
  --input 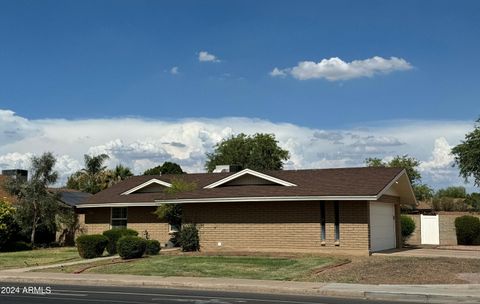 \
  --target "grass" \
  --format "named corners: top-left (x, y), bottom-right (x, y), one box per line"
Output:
top-left (45, 254), bottom-right (335, 281)
top-left (0, 247), bottom-right (81, 270)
